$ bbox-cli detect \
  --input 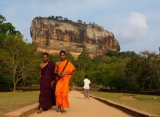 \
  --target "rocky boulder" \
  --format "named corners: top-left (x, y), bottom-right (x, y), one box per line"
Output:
top-left (30, 17), bottom-right (120, 59)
